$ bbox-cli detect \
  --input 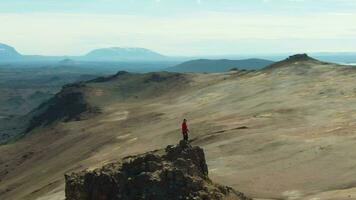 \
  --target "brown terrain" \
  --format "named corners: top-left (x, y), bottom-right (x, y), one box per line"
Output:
top-left (2, 54), bottom-right (356, 200)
